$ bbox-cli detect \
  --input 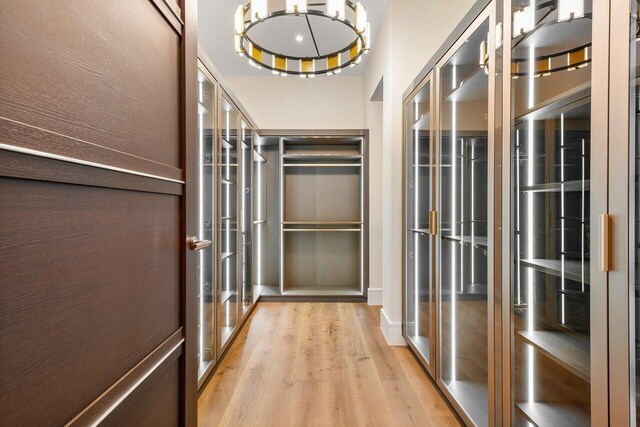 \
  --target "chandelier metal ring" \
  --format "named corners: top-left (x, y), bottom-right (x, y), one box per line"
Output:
top-left (234, 0), bottom-right (371, 77)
